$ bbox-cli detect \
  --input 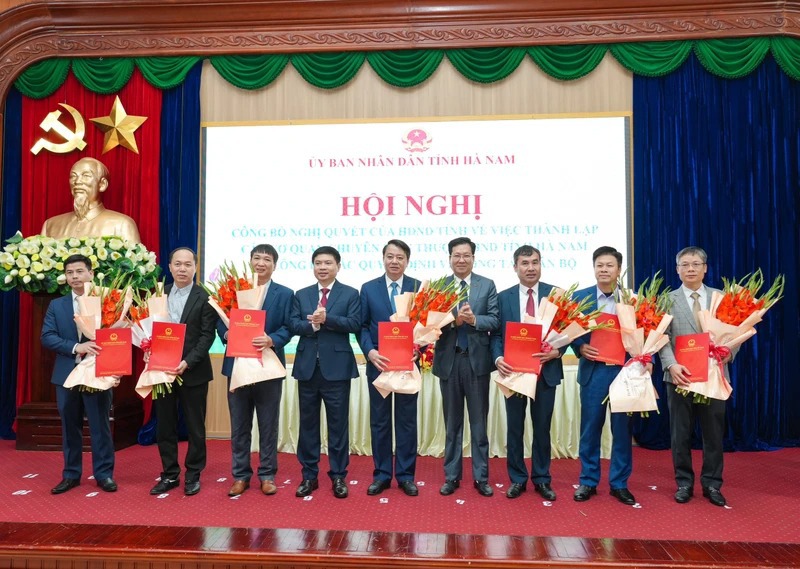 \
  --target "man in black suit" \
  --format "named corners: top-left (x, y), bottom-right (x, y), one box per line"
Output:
top-left (150, 247), bottom-right (217, 496)
top-left (41, 254), bottom-right (117, 494)
top-left (491, 245), bottom-right (564, 501)
top-left (433, 237), bottom-right (500, 497)
top-left (290, 246), bottom-right (361, 499)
